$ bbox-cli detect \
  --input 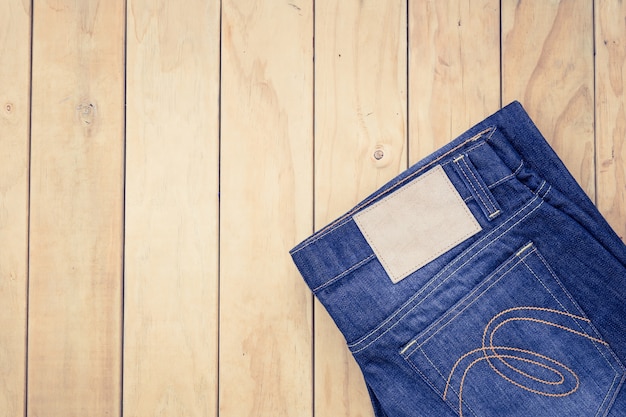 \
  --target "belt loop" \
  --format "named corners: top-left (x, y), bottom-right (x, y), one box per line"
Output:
top-left (452, 154), bottom-right (502, 221)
